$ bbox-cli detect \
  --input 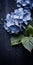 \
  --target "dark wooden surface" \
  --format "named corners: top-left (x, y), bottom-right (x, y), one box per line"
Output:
top-left (0, 20), bottom-right (33, 65)
top-left (0, 0), bottom-right (17, 20)
top-left (0, 0), bottom-right (33, 65)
